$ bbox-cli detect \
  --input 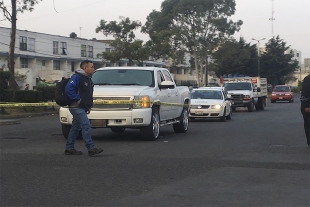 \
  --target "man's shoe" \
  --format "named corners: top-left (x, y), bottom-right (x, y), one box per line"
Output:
top-left (64, 149), bottom-right (83, 155)
top-left (88, 148), bottom-right (103, 156)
